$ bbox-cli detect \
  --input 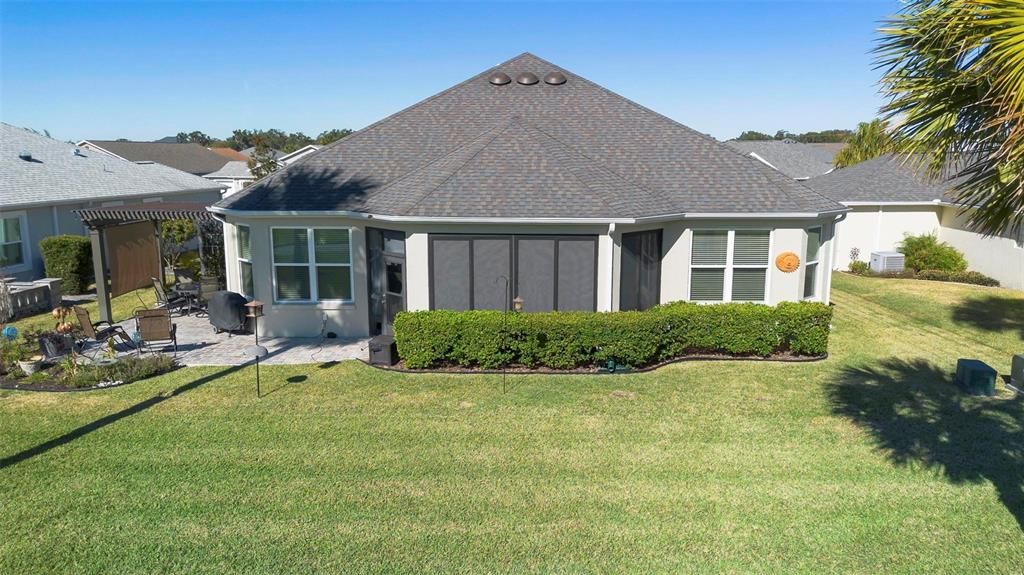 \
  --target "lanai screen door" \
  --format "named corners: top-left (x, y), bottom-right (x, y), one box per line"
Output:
top-left (429, 234), bottom-right (597, 312)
